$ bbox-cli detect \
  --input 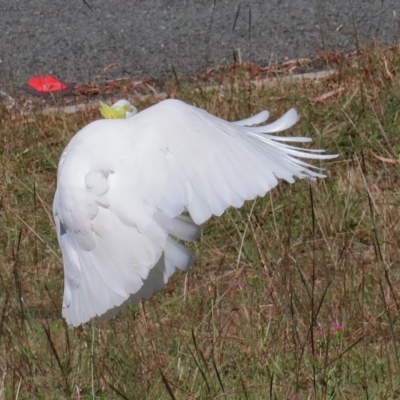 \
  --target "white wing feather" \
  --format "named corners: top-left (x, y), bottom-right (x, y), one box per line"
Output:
top-left (53, 99), bottom-right (336, 325)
